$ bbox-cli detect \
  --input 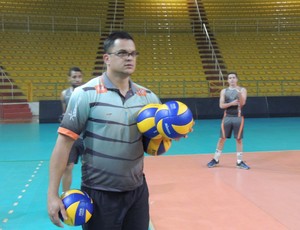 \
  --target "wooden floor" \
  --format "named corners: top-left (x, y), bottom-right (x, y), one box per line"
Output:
top-left (145, 151), bottom-right (300, 230)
